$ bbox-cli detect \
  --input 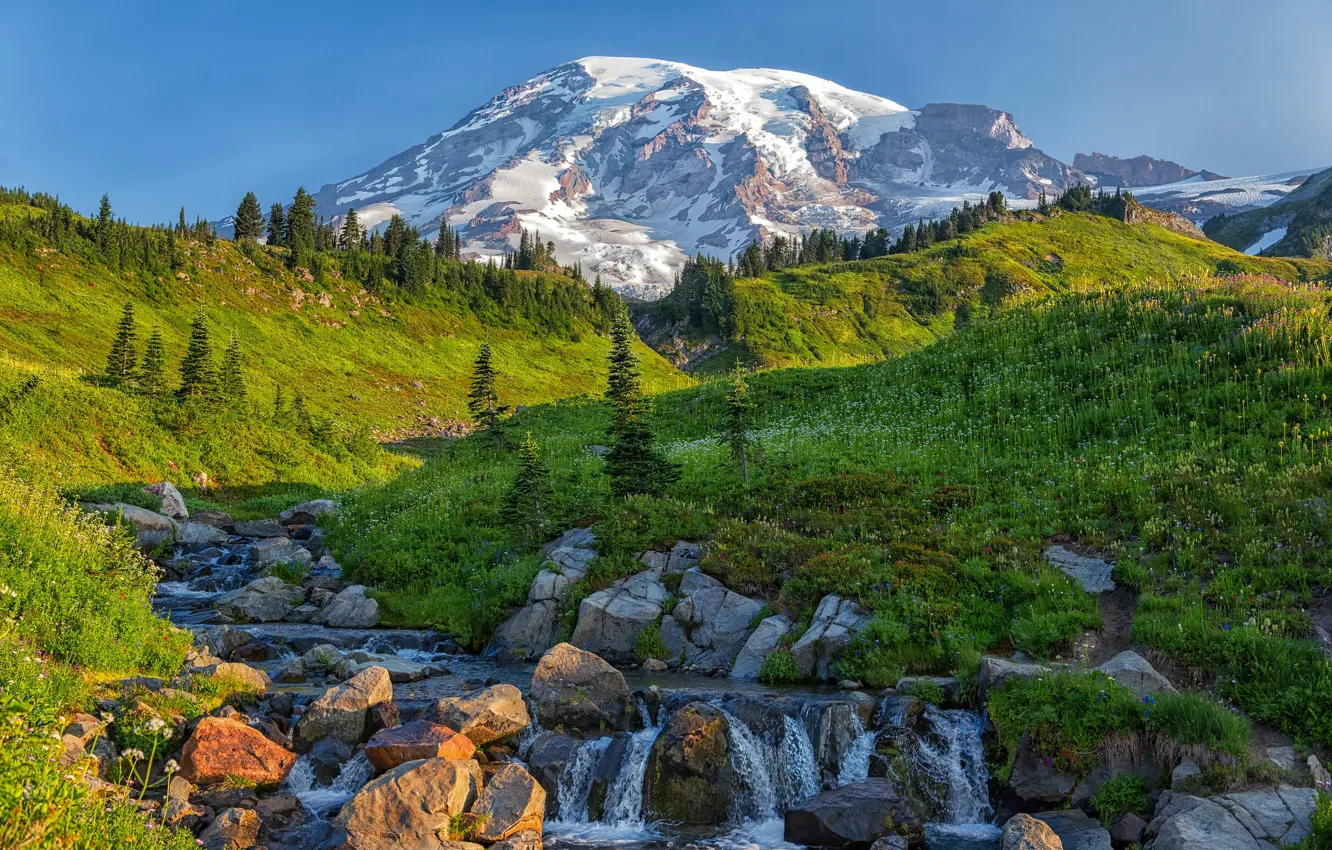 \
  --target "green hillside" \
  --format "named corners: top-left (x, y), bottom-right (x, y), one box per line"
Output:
top-left (1205, 166), bottom-right (1332, 259)
top-left (642, 210), bottom-right (1329, 375)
